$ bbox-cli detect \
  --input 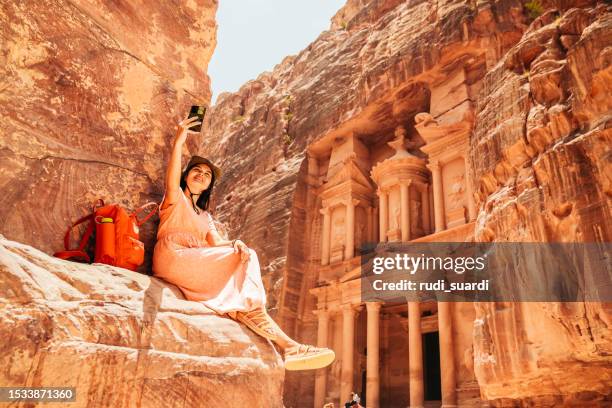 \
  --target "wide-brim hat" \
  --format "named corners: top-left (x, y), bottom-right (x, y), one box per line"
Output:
top-left (184, 155), bottom-right (222, 180)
